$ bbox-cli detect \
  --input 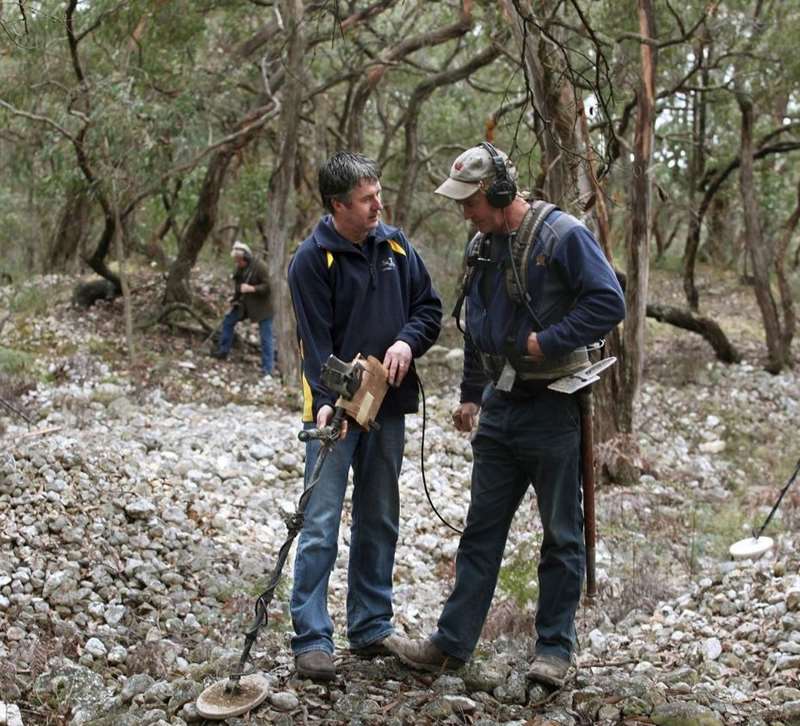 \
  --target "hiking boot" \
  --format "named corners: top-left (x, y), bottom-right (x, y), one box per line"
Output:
top-left (385, 637), bottom-right (464, 673)
top-left (350, 633), bottom-right (404, 658)
top-left (209, 350), bottom-right (228, 360)
top-left (295, 650), bottom-right (335, 681)
top-left (526, 654), bottom-right (571, 689)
